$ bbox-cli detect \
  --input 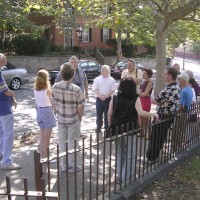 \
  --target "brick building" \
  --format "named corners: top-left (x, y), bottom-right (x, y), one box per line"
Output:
top-left (29, 15), bottom-right (115, 52)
